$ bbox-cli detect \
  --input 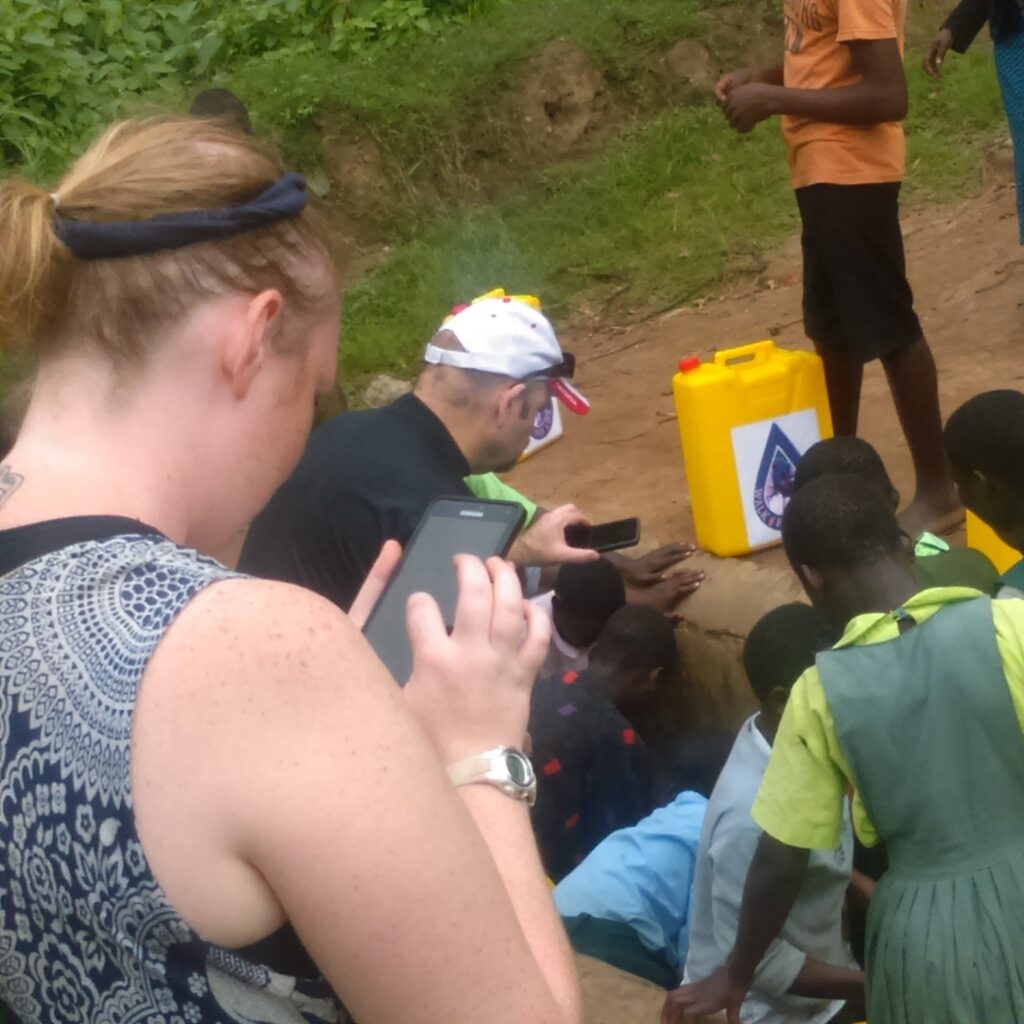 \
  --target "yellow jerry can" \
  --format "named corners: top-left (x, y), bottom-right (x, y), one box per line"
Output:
top-left (673, 340), bottom-right (833, 557)
top-left (965, 510), bottom-right (1020, 575)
